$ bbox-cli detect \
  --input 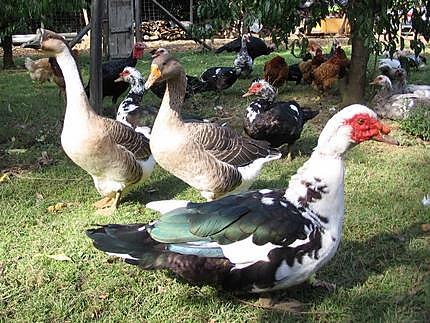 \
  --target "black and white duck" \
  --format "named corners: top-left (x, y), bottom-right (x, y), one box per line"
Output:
top-left (114, 66), bottom-right (151, 136)
top-left (243, 80), bottom-right (319, 159)
top-left (233, 34), bottom-right (253, 78)
top-left (87, 104), bottom-right (398, 293)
